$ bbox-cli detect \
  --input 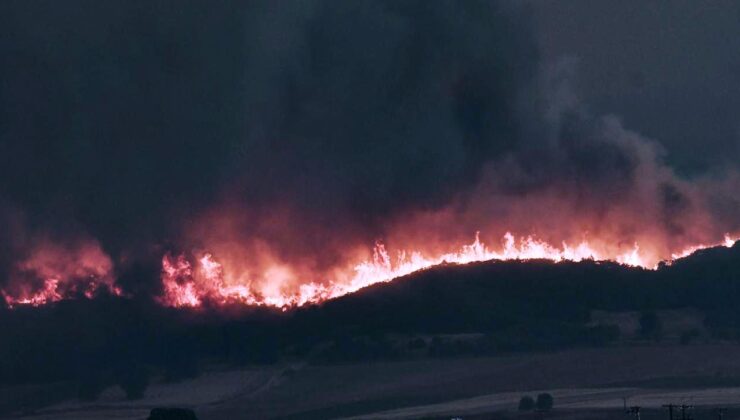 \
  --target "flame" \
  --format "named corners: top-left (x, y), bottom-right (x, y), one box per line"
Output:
top-left (3, 232), bottom-right (735, 310)
top-left (1, 240), bottom-right (122, 308)
top-left (158, 232), bottom-right (738, 309)
top-left (670, 234), bottom-right (737, 260)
